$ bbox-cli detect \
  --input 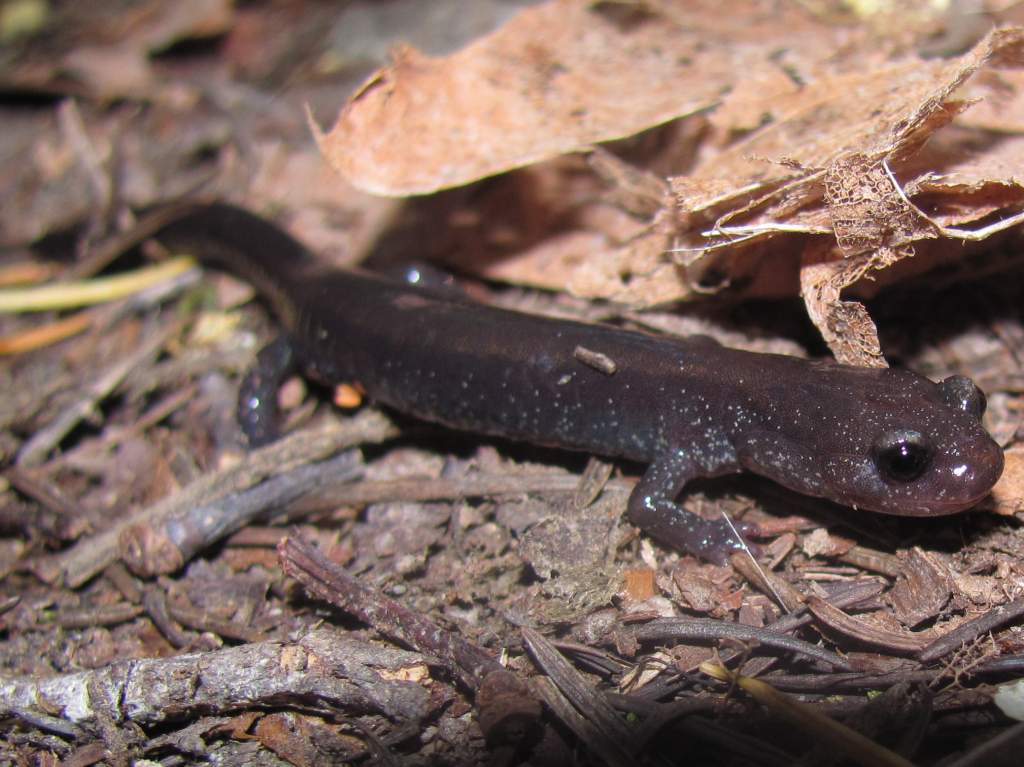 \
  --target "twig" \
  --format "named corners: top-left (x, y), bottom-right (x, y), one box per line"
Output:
top-left (0, 628), bottom-right (432, 738)
top-left (0, 257), bottom-right (195, 313)
top-left (4, 465), bottom-right (86, 539)
top-left (765, 579), bottom-right (886, 635)
top-left (166, 602), bottom-right (266, 643)
top-left (837, 545), bottom-right (903, 578)
top-left (278, 533), bottom-right (502, 689)
top-left (57, 99), bottom-right (111, 220)
top-left (120, 450), bottom-right (362, 578)
top-left (142, 586), bottom-right (191, 648)
top-left (282, 536), bottom-right (543, 755)
top-left (16, 322), bottom-right (180, 468)
top-left (51, 384), bottom-right (199, 472)
top-left (630, 616), bottom-right (853, 670)
top-left (42, 411), bottom-right (396, 587)
top-left (531, 676), bottom-right (636, 767)
top-left (53, 603), bottom-right (143, 630)
top-left (0, 312), bottom-right (92, 355)
top-left (723, 511), bottom-right (795, 612)
top-left (66, 200), bottom-right (209, 280)
top-left (918, 597), bottom-right (1024, 663)
top-left (761, 669), bottom-right (941, 695)
top-left (0, 265), bottom-right (202, 357)
top-left (102, 561), bottom-right (142, 603)
top-left (119, 345), bottom-right (251, 404)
